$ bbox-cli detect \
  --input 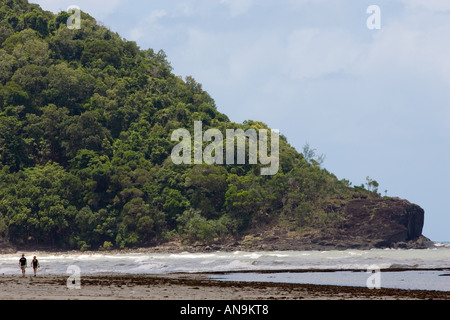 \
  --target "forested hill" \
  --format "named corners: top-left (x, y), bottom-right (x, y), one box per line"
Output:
top-left (0, 0), bottom-right (425, 251)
